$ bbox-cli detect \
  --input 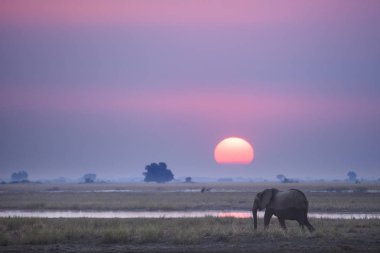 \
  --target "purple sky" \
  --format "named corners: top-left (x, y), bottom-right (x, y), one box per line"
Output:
top-left (0, 0), bottom-right (379, 180)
